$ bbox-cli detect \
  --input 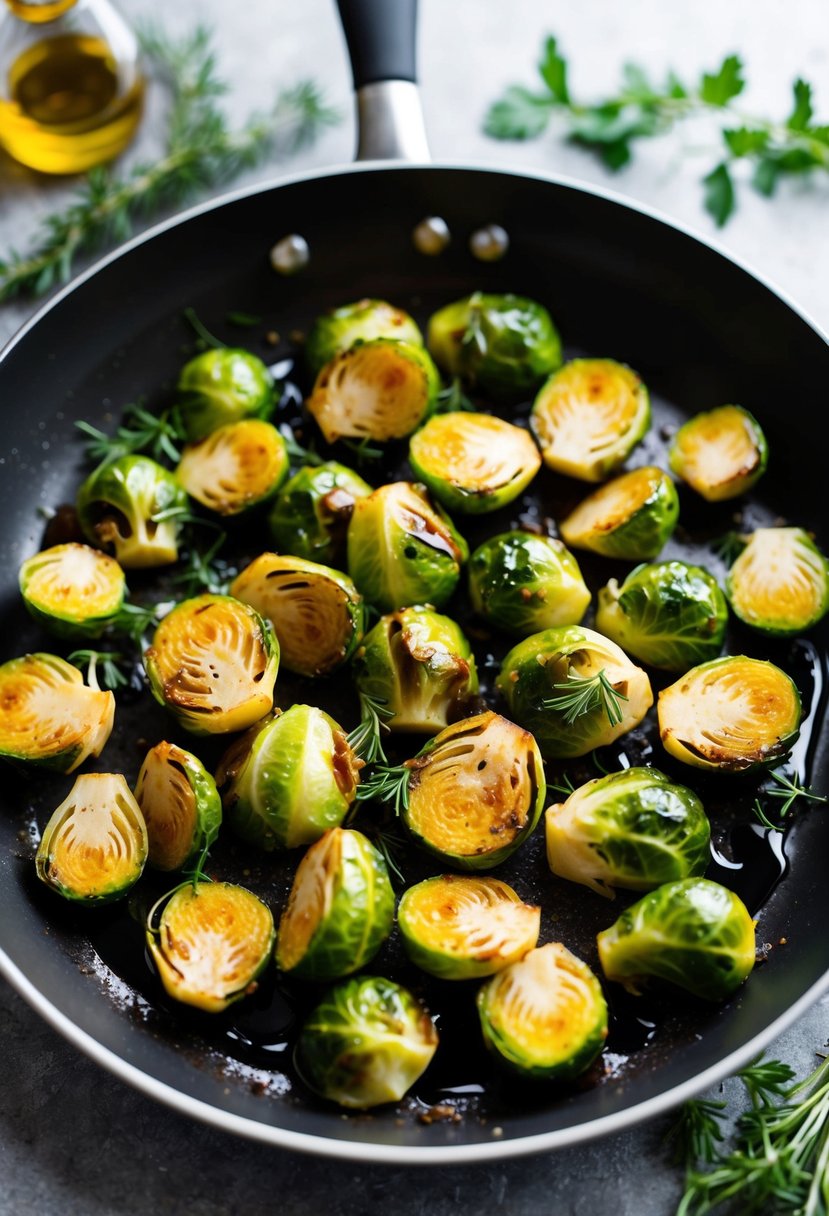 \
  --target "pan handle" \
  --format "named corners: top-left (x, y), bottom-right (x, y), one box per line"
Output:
top-left (335, 0), bottom-right (430, 163)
